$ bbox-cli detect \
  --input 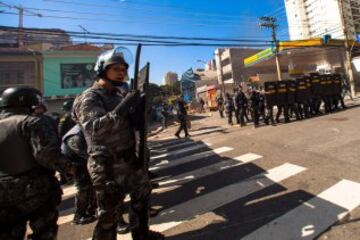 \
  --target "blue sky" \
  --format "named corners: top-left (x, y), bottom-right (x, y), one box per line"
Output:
top-left (0, 0), bottom-right (289, 85)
